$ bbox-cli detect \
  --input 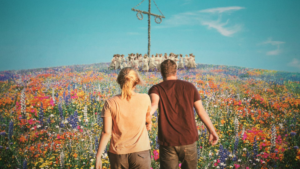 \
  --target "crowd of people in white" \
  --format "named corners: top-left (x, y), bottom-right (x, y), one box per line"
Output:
top-left (109, 53), bottom-right (196, 71)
